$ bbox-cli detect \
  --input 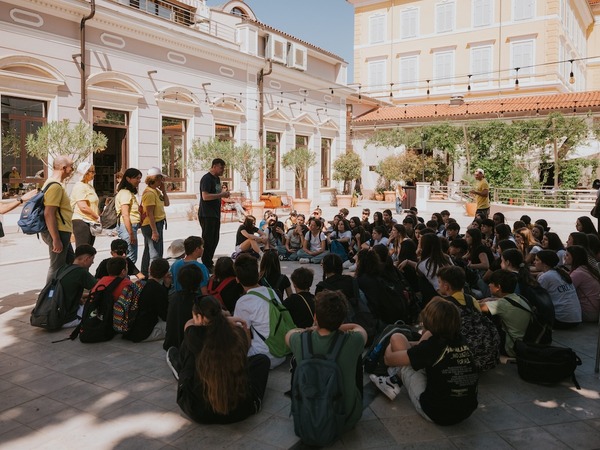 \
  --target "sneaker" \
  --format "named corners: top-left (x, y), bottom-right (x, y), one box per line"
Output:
top-left (299, 258), bottom-right (310, 264)
top-left (369, 374), bottom-right (401, 401)
top-left (166, 347), bottom-right (181, 381)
